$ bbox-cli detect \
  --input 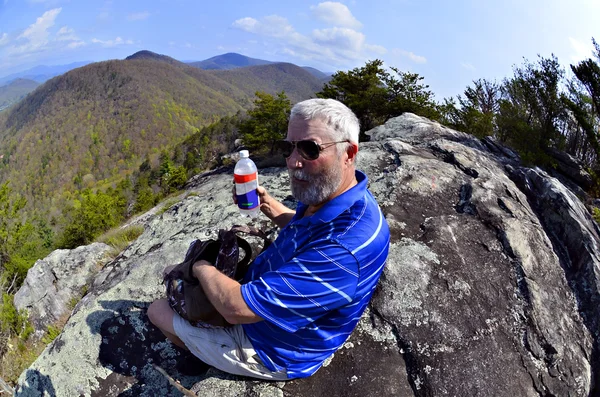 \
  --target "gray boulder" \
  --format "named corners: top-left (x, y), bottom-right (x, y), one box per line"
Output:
top-left (15, 114), bottom-right (600, 396)
top-left (13, 243), bottom-right (112, 337)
